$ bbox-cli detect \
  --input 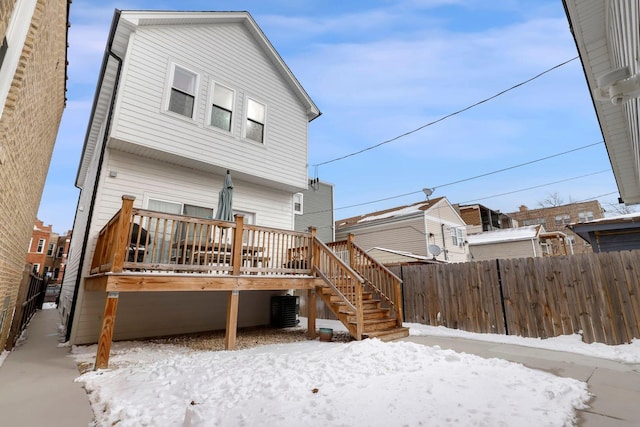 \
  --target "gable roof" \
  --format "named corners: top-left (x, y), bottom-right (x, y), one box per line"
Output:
top-left (76, 10), bottom-right (320, 187)
top-left (467, 225), bottom-right (543, 246)
top-left (336, 197), bottom-right (446, 229)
